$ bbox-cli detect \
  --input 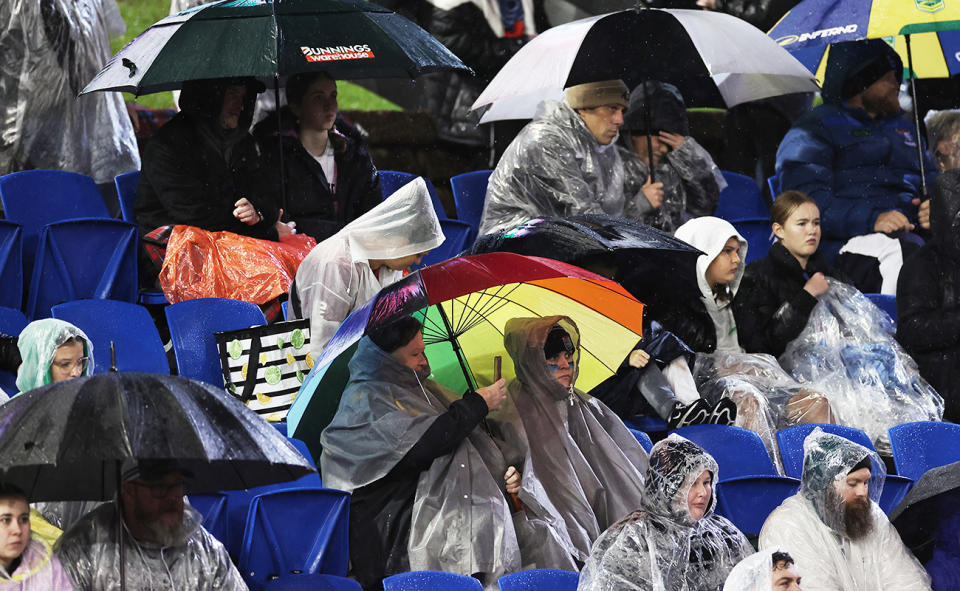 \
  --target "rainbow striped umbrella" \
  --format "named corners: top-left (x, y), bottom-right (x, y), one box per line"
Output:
top-left (286, 253), bottom-right (645, 449)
